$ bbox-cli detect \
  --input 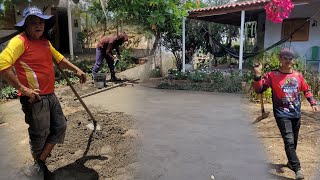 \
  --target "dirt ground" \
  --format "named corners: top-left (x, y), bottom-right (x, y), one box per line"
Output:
top-left (43, 80), bottom-right (141, 180)
top-left (247, 100), bottom-right (320, 180)
top-left (2, 73), bottom-right (320, 179)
